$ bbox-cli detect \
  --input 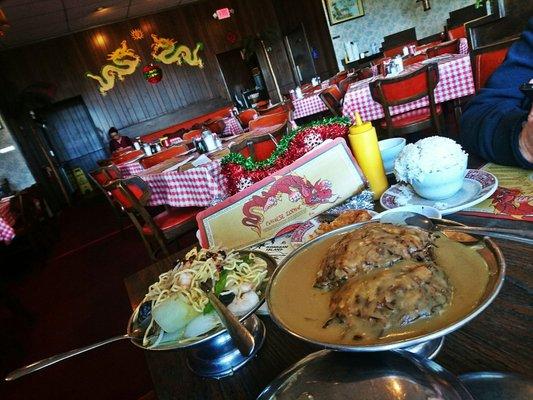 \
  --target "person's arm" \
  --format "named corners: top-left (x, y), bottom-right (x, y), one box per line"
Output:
top-left (460, 18), bottom-right (533, 169)
top-left (123, 136), bottom-right (133, 147)
top-left (109, 139), bottom-right (119, 153)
